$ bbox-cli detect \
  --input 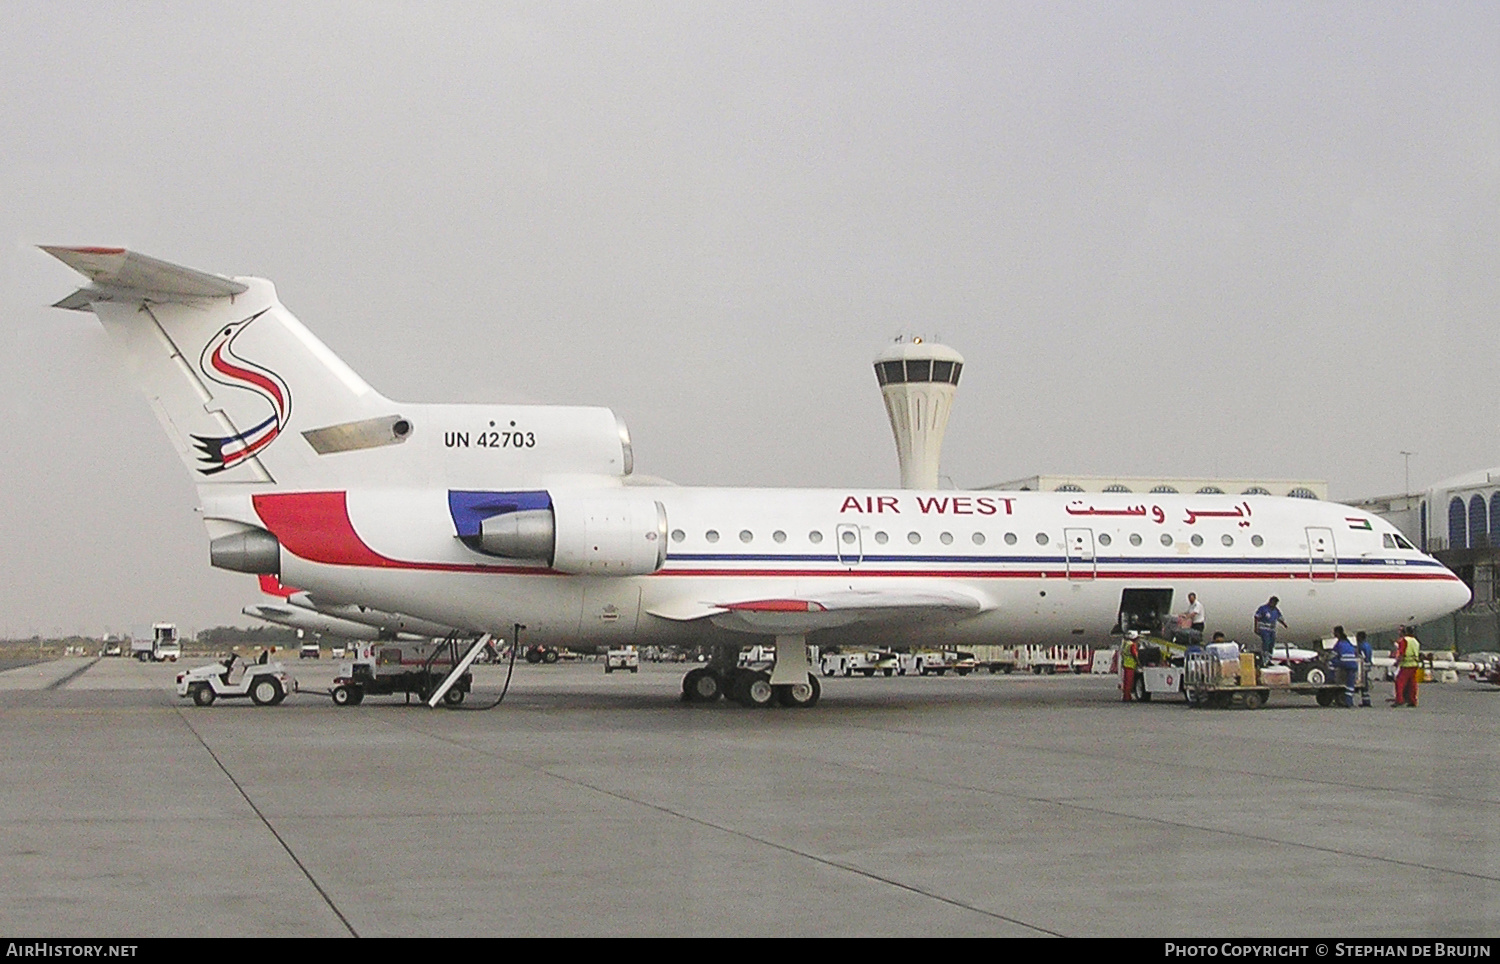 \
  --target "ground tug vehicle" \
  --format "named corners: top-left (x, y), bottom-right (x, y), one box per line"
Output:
top-left (176, 654), bottom-right (295, 706)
